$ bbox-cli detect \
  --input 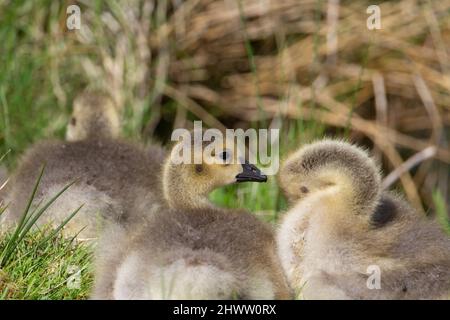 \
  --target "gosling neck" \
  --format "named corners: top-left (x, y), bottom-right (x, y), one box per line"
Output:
top-left (163, 161), bottom-right (215, 210)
